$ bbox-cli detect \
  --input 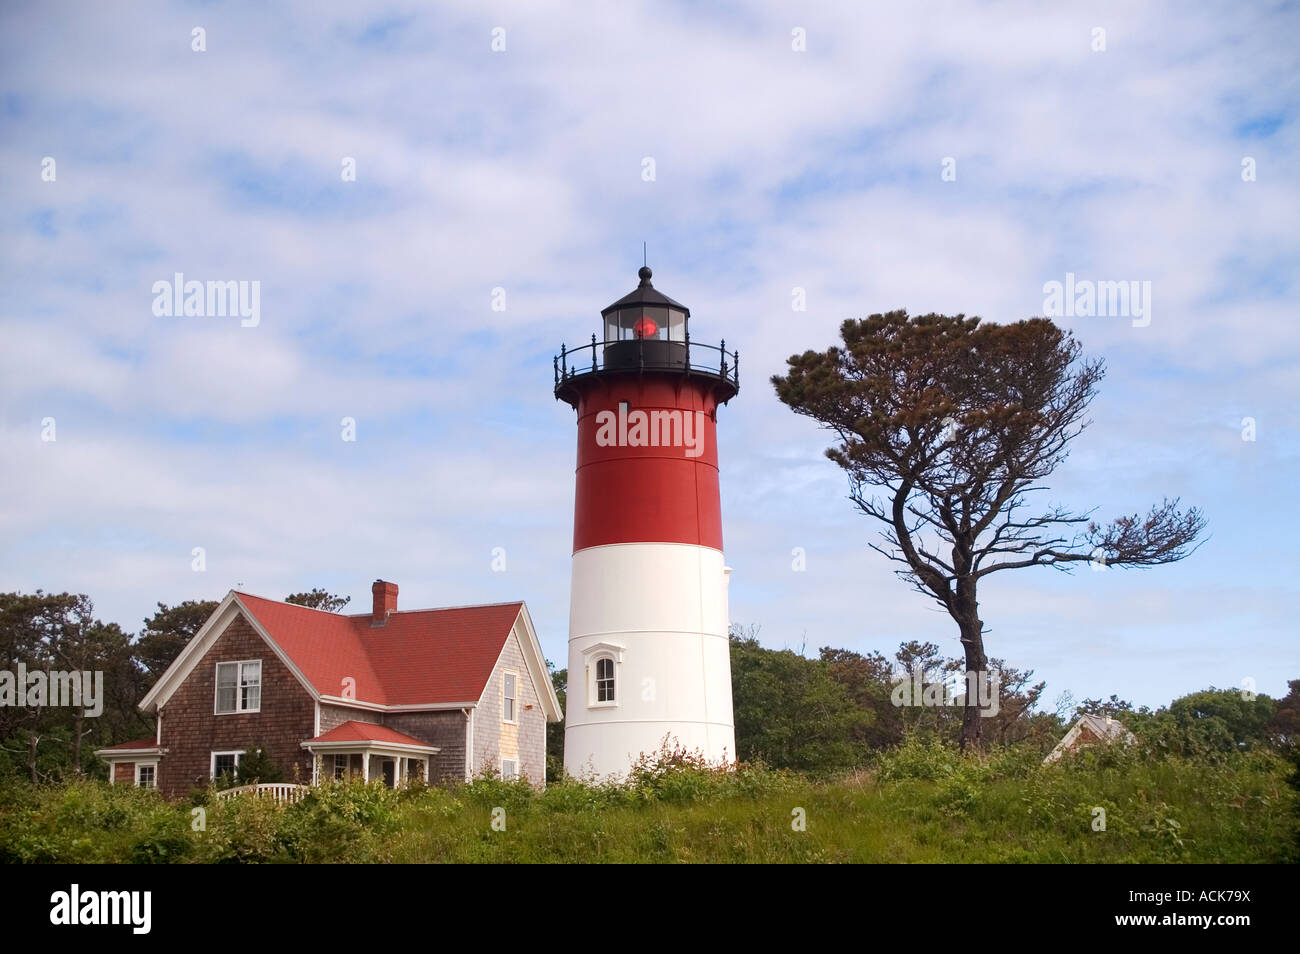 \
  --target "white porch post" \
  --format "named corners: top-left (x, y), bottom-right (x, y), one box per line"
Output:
top-left (361, 748), bottom-right (370, 783)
